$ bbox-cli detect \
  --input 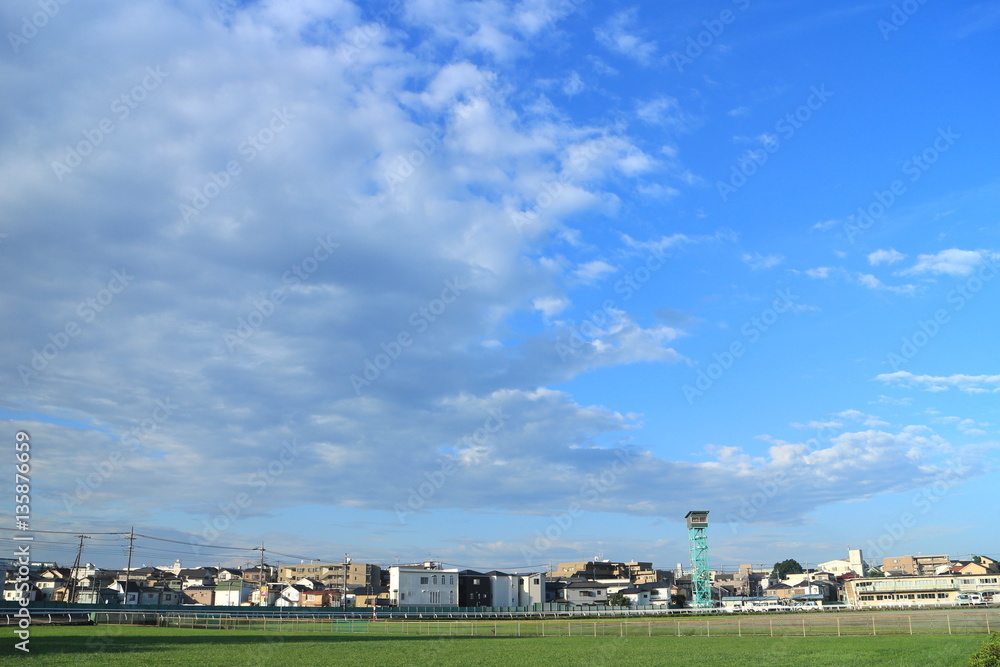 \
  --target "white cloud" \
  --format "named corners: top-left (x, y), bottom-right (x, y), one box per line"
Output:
top-left (594, 9), bottom-right (658, 65)
top-left (741, 252), bottom-right (784, 270)
top-left (902, 249), bottom-right (991, 277)
top-left (868, 249), bottom-right (905, 266)
top-left (876, 371), bottom-right (1000, 393)
top-left (811, 219), bottom-right (839, 231)
top-left (562, 70), bottom-right (584, 95)
top-left (571, 260), bottom-right (617, 285)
